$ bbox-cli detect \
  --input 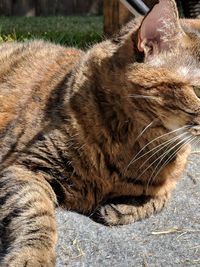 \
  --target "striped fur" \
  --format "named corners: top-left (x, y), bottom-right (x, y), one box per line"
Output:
top-left (0, 1), bottom-right (200, 266)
